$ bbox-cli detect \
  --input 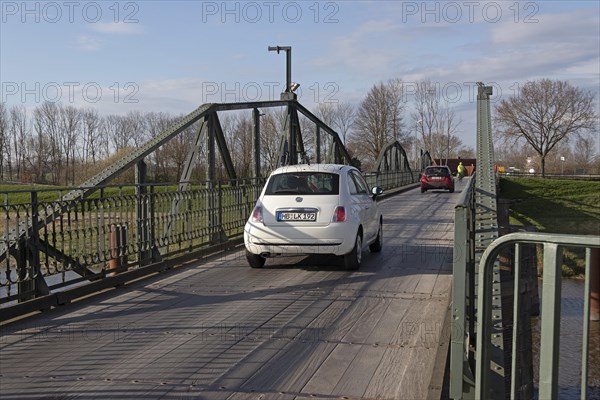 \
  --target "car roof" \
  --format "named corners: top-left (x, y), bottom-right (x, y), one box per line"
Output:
top-left (270, 164), bottom-right (353, 175)
top-left (425, 165), bottom-right (450, 169)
